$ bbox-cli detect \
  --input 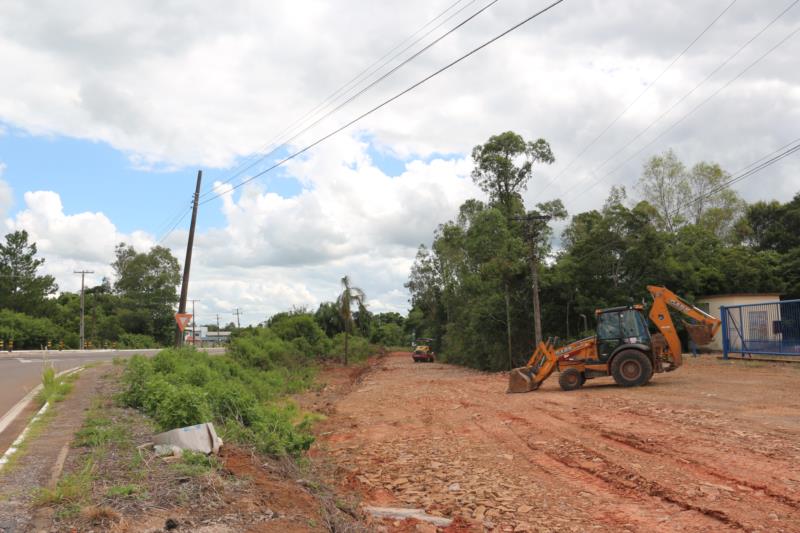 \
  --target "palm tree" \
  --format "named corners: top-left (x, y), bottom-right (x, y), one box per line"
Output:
top-left (336, 275), bottom-right (366, 365)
